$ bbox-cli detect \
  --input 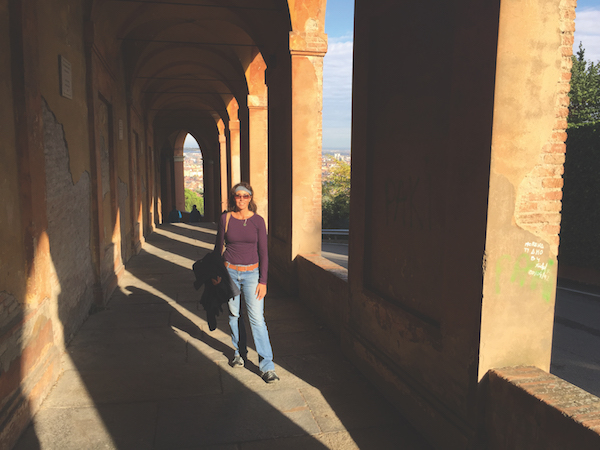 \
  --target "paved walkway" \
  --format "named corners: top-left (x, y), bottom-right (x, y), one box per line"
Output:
top-left (14, 223), bottom-right (431, 450)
